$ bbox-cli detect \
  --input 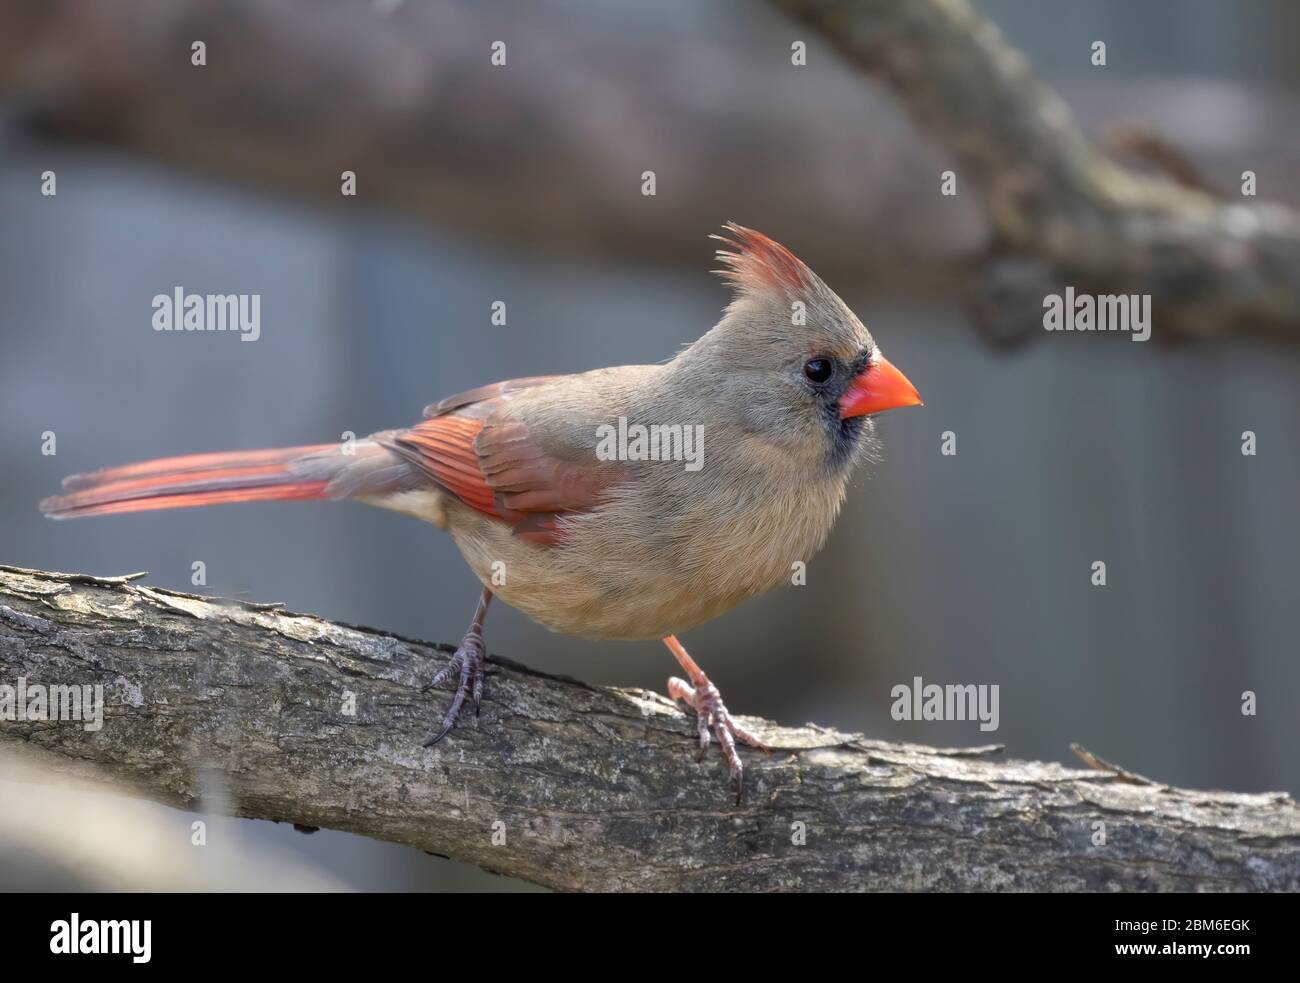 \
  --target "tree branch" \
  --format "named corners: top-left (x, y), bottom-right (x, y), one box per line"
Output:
top-left (1, 565), bottom-right (1297, 891)
top-left (7, 0), bottom-right (1300, 336)
top-left (0, 0), bottom-right (982, 288)
top-left (773, 0), bottom-right (1300, 346)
